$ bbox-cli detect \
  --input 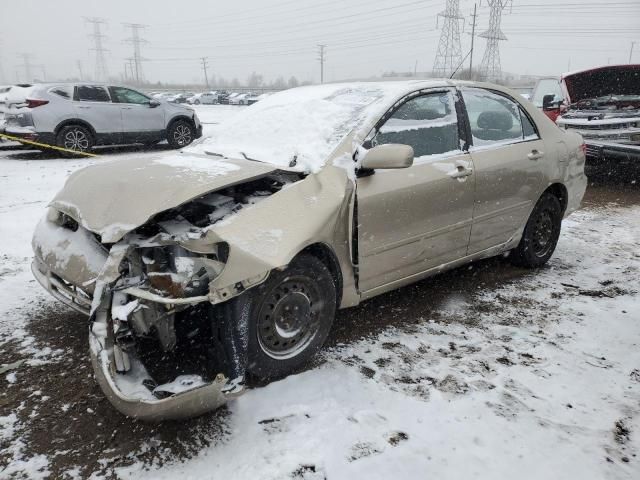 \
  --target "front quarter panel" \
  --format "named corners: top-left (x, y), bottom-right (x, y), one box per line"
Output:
top-left (201, 164), bottom-right (357, 307)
